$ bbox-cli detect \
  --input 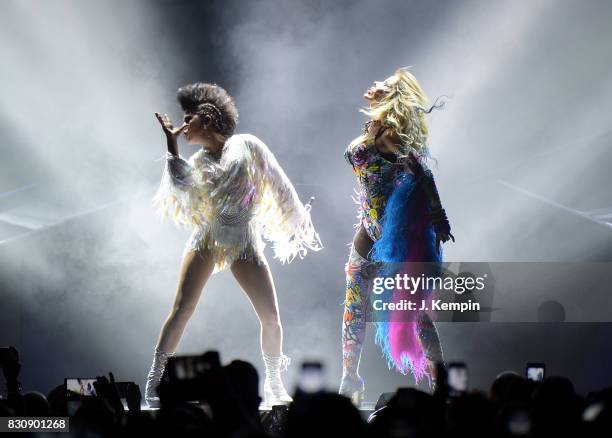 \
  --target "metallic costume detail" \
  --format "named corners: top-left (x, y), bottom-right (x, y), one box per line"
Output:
top-left (144, 347), bottom-right (174, 406)
top-left (153, 134), bottom-right (323, 272)
top-left (262, 353), bottom-right (293, 407)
